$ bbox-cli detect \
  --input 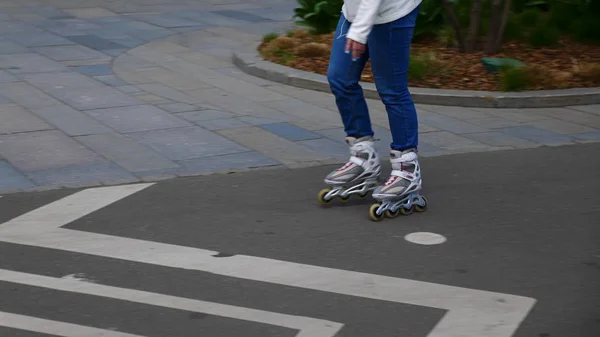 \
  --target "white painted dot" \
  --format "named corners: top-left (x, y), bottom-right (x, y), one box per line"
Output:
top-left (404, 232), bottom-right (447, 245)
